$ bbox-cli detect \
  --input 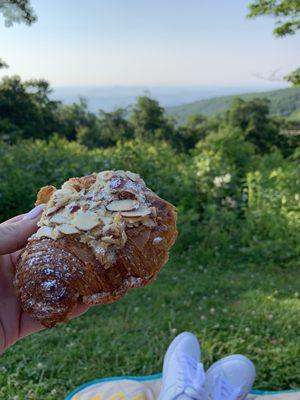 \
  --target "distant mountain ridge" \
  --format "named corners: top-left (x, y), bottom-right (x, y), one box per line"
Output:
top-left (167, 87), bottom-right (300, 124)
top-left (52, 84), bottom-right (288, 112)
